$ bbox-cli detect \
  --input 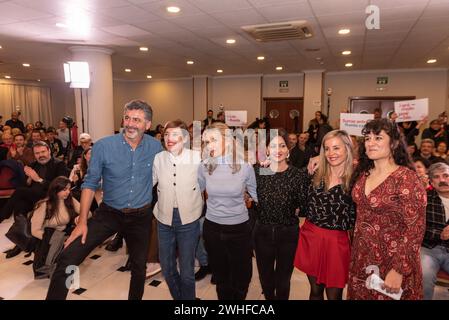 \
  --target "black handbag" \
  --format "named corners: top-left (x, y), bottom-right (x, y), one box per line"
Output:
top-left (5, 213), bottom-right (36, 252)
